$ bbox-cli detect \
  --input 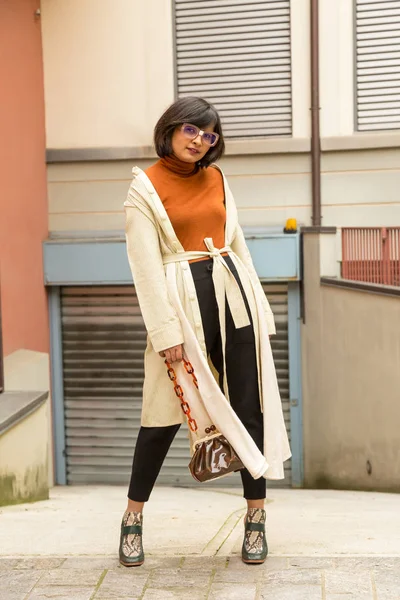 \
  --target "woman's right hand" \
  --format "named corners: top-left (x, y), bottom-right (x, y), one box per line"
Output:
top-left (159, 344), bottom-right (183, 363)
